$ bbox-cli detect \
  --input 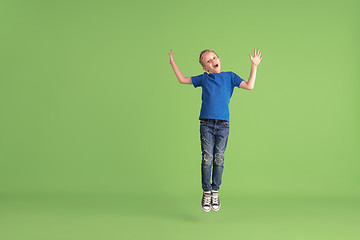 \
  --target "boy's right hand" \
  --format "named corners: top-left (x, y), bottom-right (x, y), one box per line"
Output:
top-left (168, 49), bottom-right (174, 64)
top-left (249, 49), bottom-right (263, 66)
top-left (168, 49), bottom-right (192, 84)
